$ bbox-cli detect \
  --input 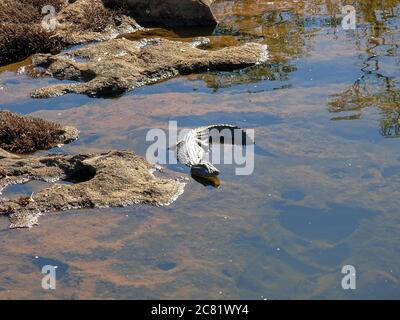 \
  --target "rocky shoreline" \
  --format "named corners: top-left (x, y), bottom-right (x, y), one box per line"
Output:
top-left (0, 111), bottom-right (186, 229)
top-left (30, 37), bottom-right (268, 98)
top-left (0, 0), bottom-right (140, 66)
top-left (0, 0), bottom-right (217, 67)
top-left (0, 0), bottom-right (269, 228)
top-left (1, 0), bottom-right (270, 98)
top-left (0, 150), bottom-right (186, 229)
